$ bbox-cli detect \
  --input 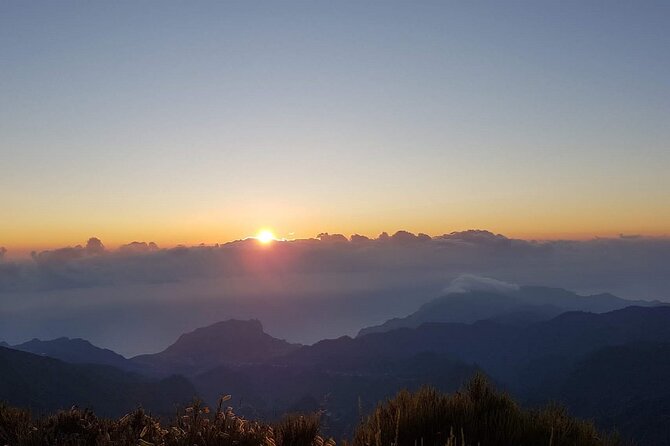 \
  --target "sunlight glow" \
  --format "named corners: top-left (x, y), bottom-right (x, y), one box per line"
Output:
top-left (256, 229), bottom-right (276, 244)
